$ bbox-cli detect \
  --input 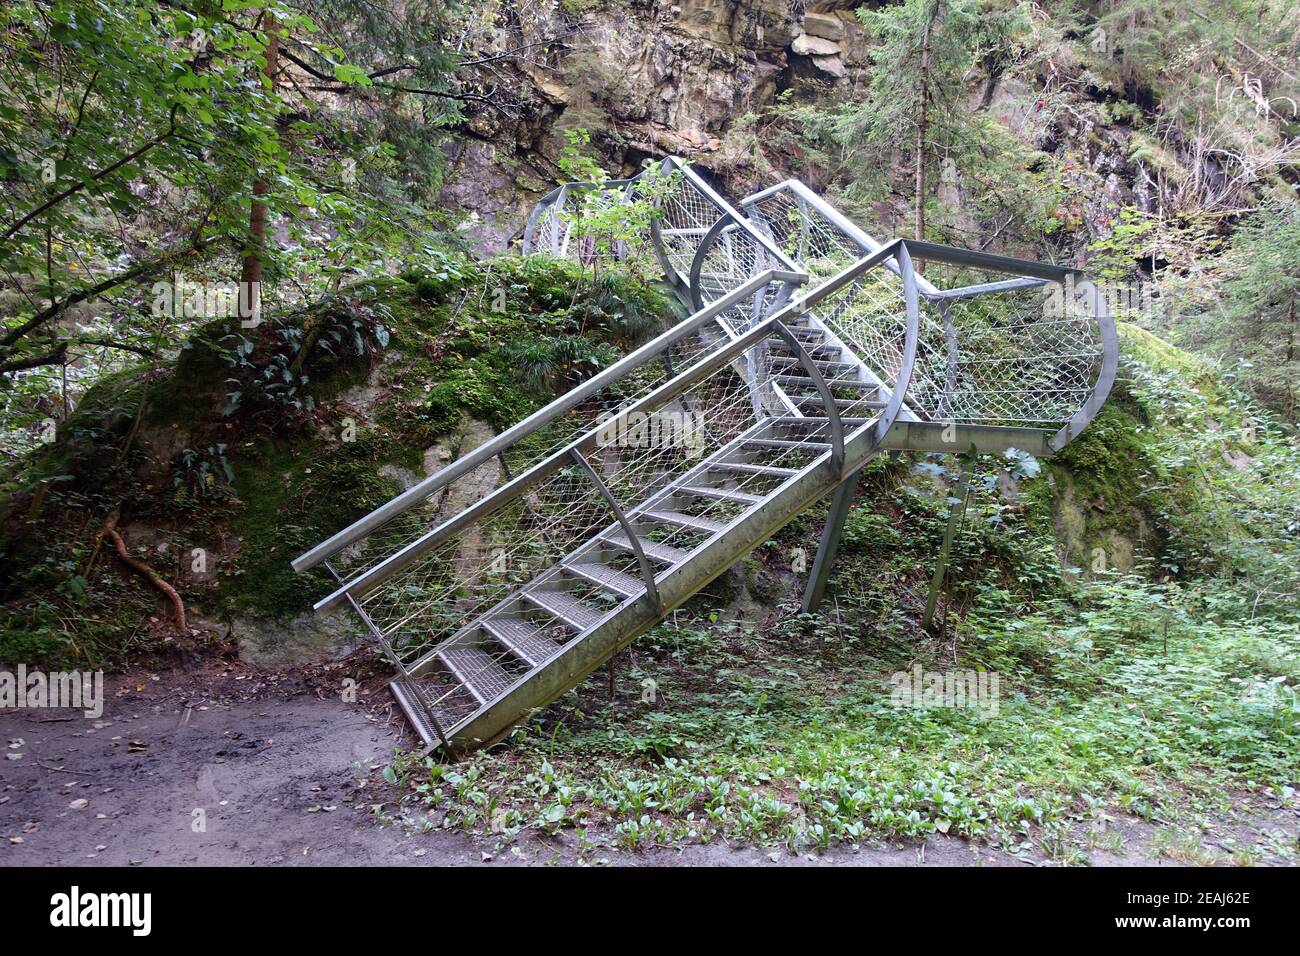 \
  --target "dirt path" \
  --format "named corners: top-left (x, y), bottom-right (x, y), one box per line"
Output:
top-left (0, 666), bottom-right (976, 866)
top-left (1, 666), bottom-right (1284, 867)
